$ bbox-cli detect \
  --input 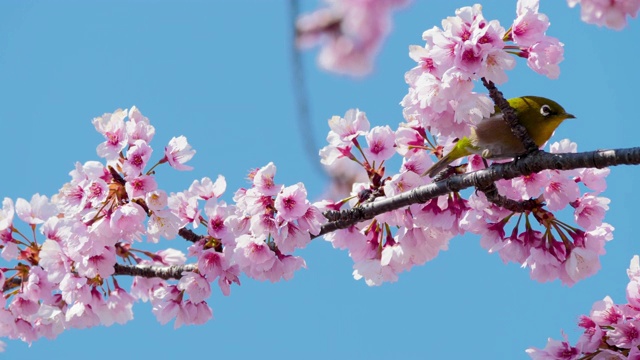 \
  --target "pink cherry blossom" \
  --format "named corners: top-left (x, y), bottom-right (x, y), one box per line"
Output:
top-left (23, 266), bottom-right (55, 303)
top-left (196, 247), bottom-right (228, 279)
top-left (511, 171), bottom-right (549, 199)
top-left (93, 109), bottom-right (129, 161)
top-left (259, 254), bottom-right (306, 283)
top-left (125, 175), bottom-right (158, 199)
top-left (383, 171), bottom-right (423, 197)
top-left (175, 300), bottom-right (212, 327)
top-left (13, 318), bottom-right (38, 344)
top-left (568, 0), bottom-right (640, 30)
top-left (319, 137), bottom-right (354, 166)
top-left (232, 234), bottom-right (277, 279)
top-left (167, 192), bottom-right (201, 228)
top-left (544, 171), bottom-right (580, 211)
top-left (627, 279), bottom-right (640, 308)
top-left (274, 222), bottom-right (309, 253)
top-left (204, 199), bottom-right (231, 241)
top-left (400, 151), bottom-right (434, 176)
top-left (526, 335), bottom-right (579, 360)
top-left (122, 139), bottom-right (153, 177)
top-left (151, 285), bottom-right (181, 326)
top-left (33, 304), bottom-right (65, 340)
top-left (130, 277), bottom-right (167, 303)
top-left (629, 255), bottom-right (640, 281)
top-left (512, 0), bottom-right (550, 47)
top-left (9, 295), bottom-right (39, 318)
top-left (249, 213), bottom-right (276, 238)
top-left (162, 136), bottom-right (195, 171)
top-left (104, 283), bottom-right (135, 326)
top-left (146, 190), bottom-right (169, 211)
top-left (188, 175), bottom-right (226, 200)
top-left (275, 183), bottom-right (310, 222)
top-left (110, 202), bottom-right (147, 242)
top-left (84, 179), bottom-right (109, 208)
top-left (75, 246), bottom-right (116, 279)
top-left (590, 296), bottom-right (623, 326)
top-left (178, 273), bottom-right (211, 303)
top-left (575, 317), bottom-right (604, 353)
top-left (328, 108), bottom-right (370, 143)
top-left (607, 320), bottom-right (640, 348)
top-left (147, 210), bottom-right (180, 243)
top-left (1, 234), bottom-right (19, 261)
top-left (65, 301), bottom-right (101, 330)
top-left (126, 106), bottom-right (155, 144)
top-left (525, 247), bottom-right (563, 283)
top-left (0, 198), bottom-right (15, 231)
top-left (155, 248), bottom-right (186, 265)
top-left (216, 253), bottom-right (241, 295)
top-left (565, 246), bottom-right (601, 283)
top-left (353, 259), bottom-right (399, 286)
top-left (478, 48), bottom-right (516, 84)
top-left (363, 126), bottom-right (396, 163)
top-left (15, 194), bottom-right (57, 226)
top-left (579, 167), bottom-right (610, 193)
top-left (394, 126), bottom-right (425, 157)
top-left (252, 162), bottom-right (281, 196)
top-left (526, 37), bottom-right (564, 79)
top-left (297, 205), bottom-right (328, 235)
top-left (573, 194), bottom-right (610, 231)
top-left (297, 0), bottom-right (409, 76)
